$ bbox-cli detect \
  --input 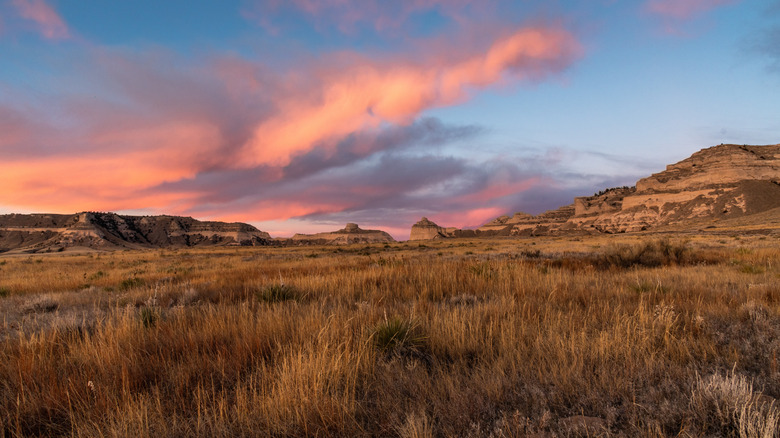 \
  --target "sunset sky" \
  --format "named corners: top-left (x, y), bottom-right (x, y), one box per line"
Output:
top-left (1, 0), bottom-right (779, 238)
